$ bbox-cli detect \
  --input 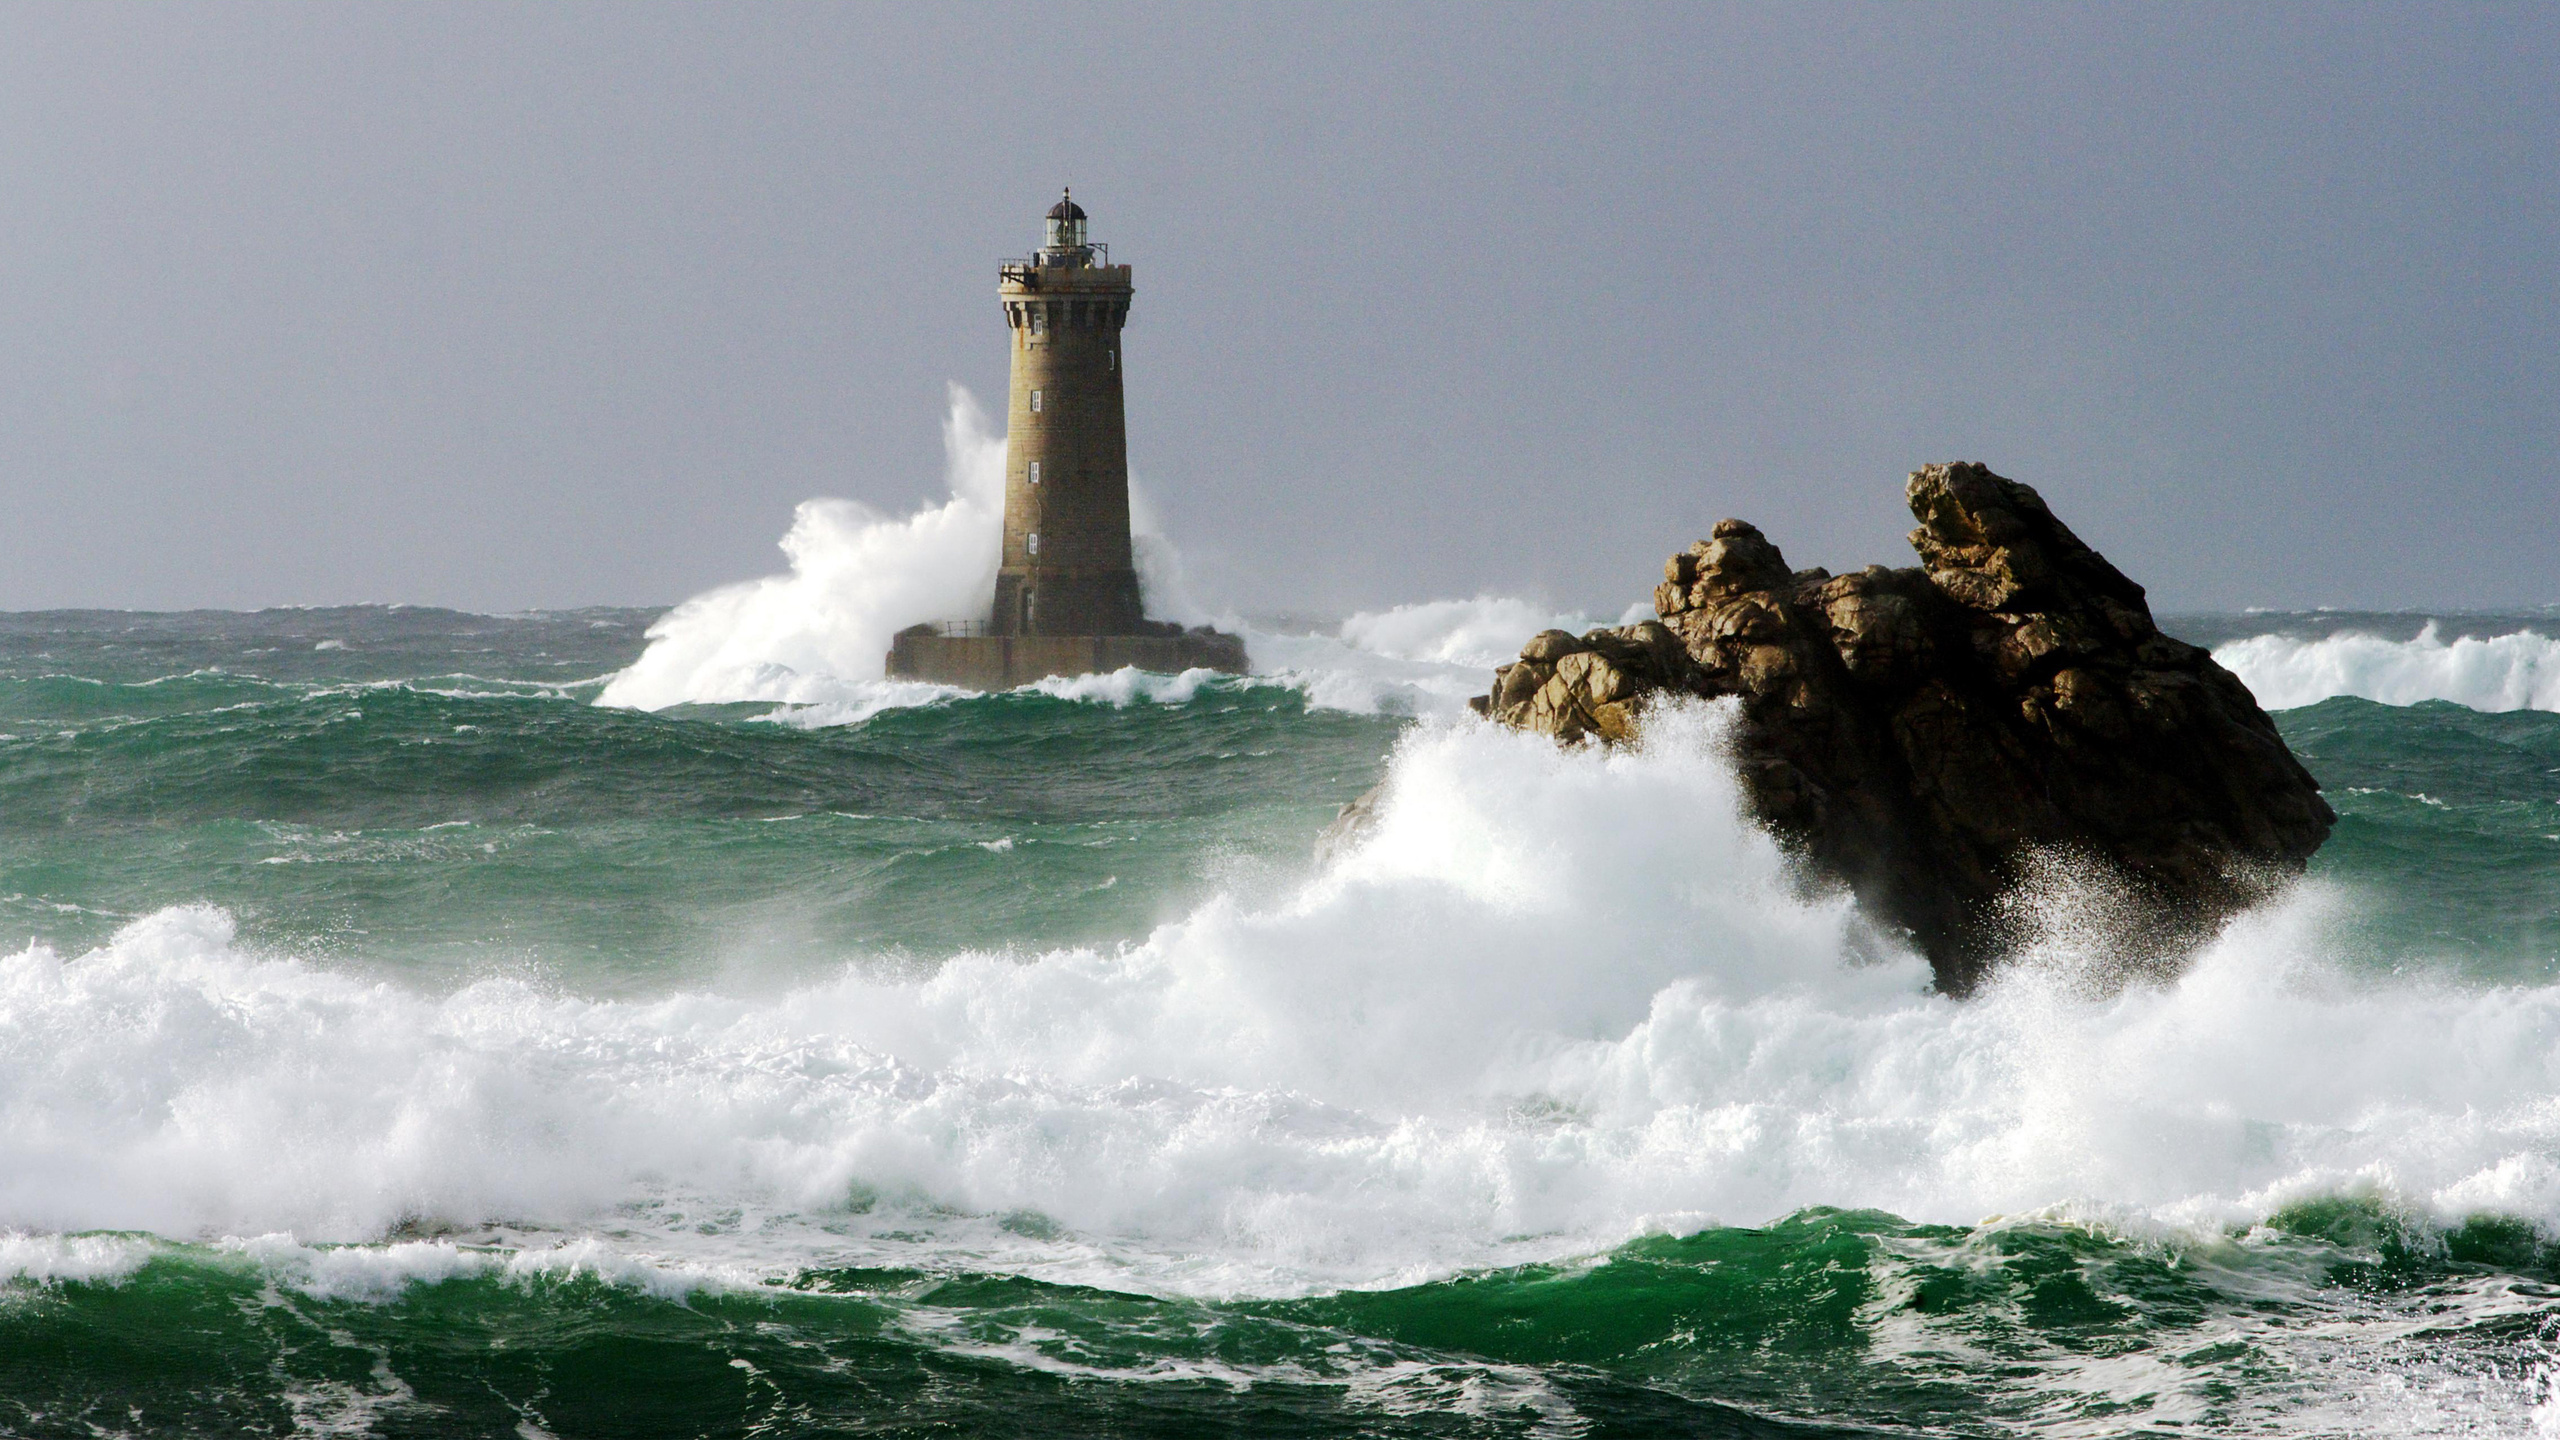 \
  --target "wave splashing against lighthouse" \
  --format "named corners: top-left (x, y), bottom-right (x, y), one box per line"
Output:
top-left (598, 387), bottom-right (1011, 714)
top-left (597, 389), bottom-right (1603, 722)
